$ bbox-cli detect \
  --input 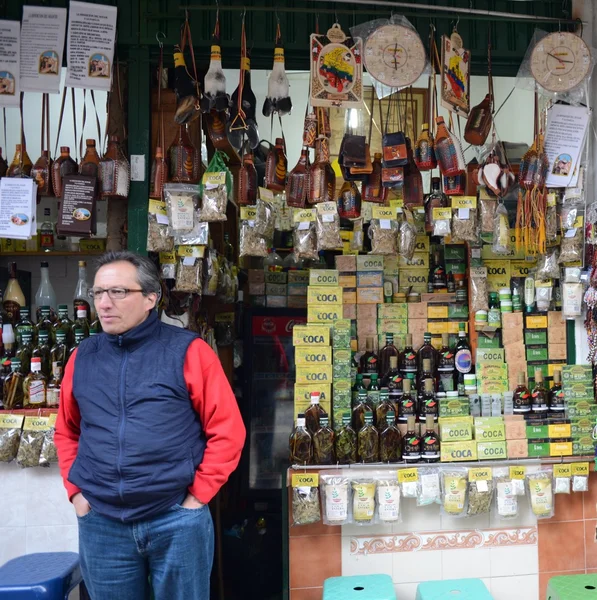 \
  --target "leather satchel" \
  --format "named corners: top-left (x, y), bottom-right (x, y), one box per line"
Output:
top-left (382, 130), bottom-right (408, 167)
